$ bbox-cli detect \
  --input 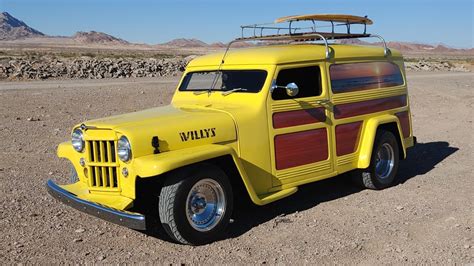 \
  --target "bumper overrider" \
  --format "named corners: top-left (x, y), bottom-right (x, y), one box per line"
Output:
top-left (46, 179), bottom-right (146, 230)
